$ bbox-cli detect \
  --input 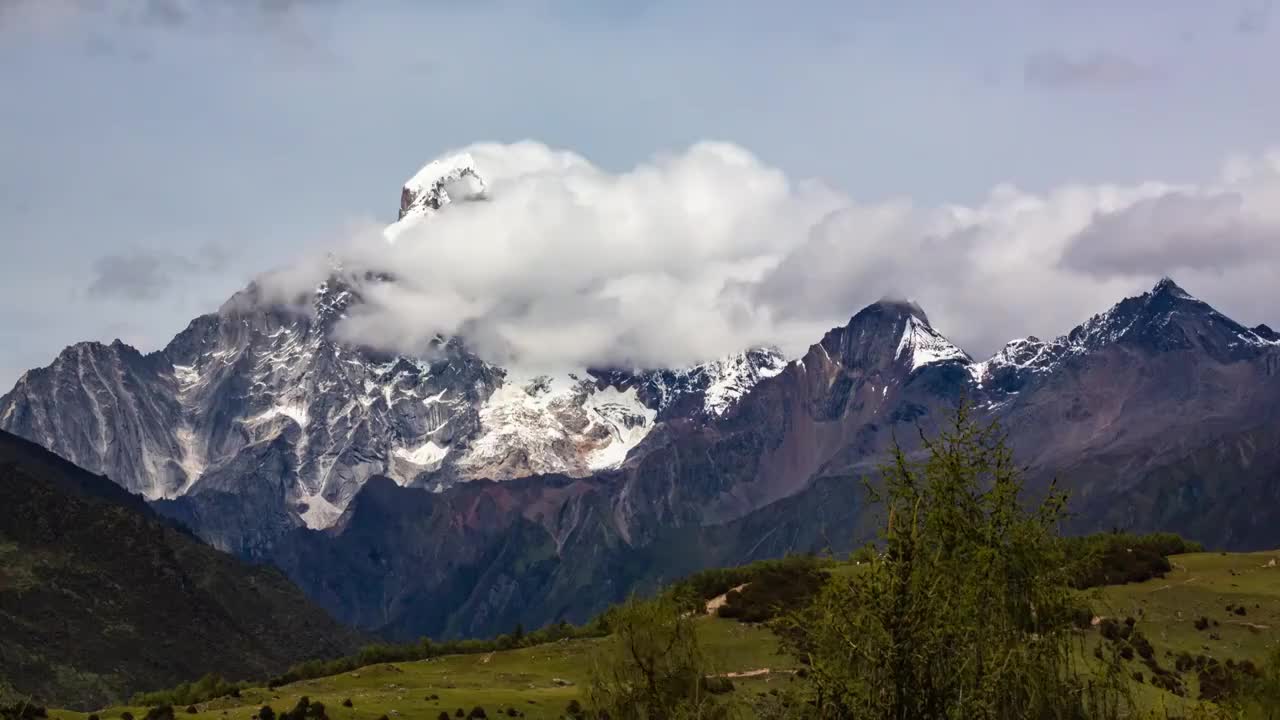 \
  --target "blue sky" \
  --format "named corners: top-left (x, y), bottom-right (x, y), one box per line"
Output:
top-left (1, 1), bottom-right (1278, 385)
